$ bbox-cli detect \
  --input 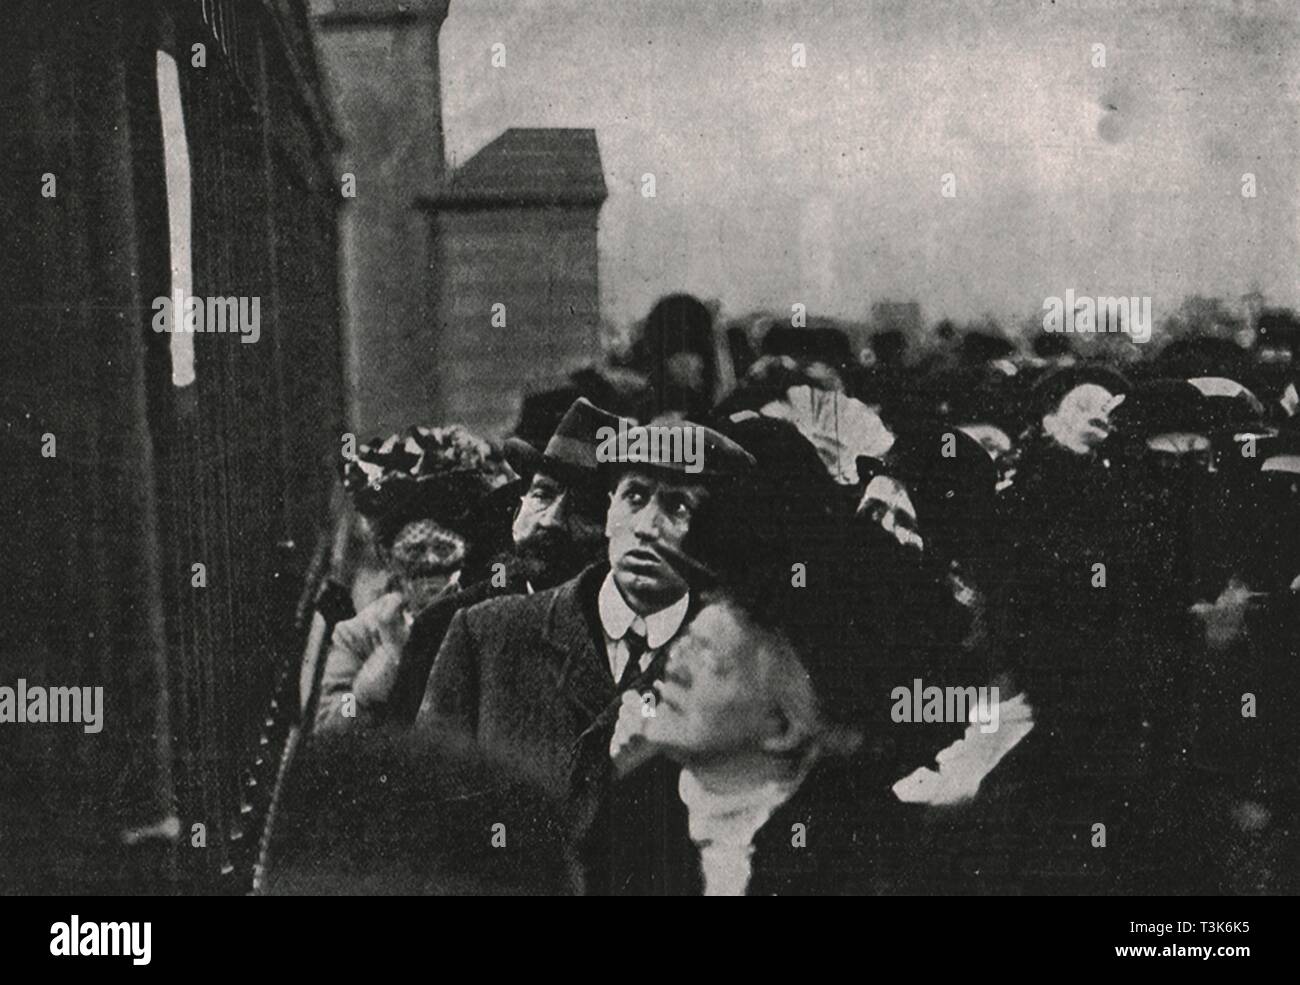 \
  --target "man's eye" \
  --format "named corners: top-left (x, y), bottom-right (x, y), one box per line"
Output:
top-left (659, 493), bottom-right (695, 518)
top-left (622, 482), bottom-right (652, 503)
